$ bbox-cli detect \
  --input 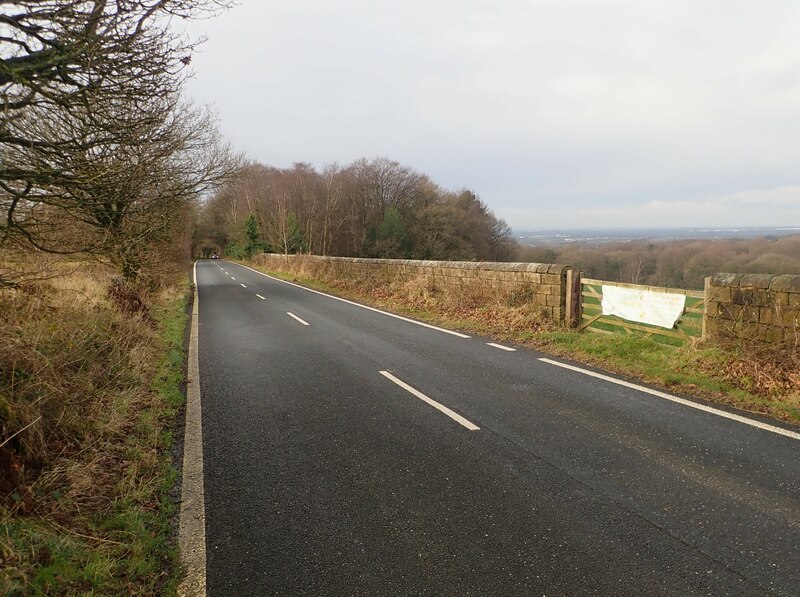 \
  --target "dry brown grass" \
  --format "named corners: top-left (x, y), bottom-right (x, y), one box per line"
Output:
top-left (261, 256), bottom-right (559, 337)
top-left (47, 263), bottom-right (115, 308)
top-left (711, 341), bottom-right (800, 398)
top-left (0, 267), bottom-right (158, 512)
top-left (1, 259), bottom-right (189, 594)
